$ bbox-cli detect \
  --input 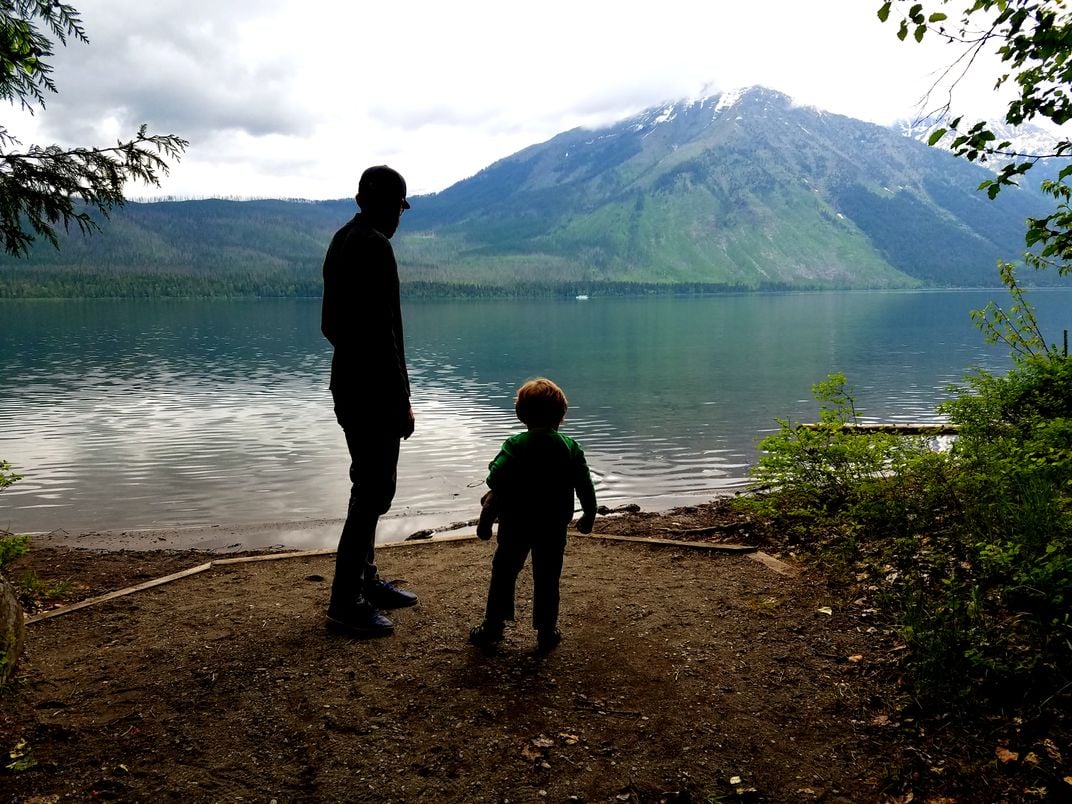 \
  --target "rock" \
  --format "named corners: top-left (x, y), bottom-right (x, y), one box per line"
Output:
top-left (0, 572), bottom-right (25, 684)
